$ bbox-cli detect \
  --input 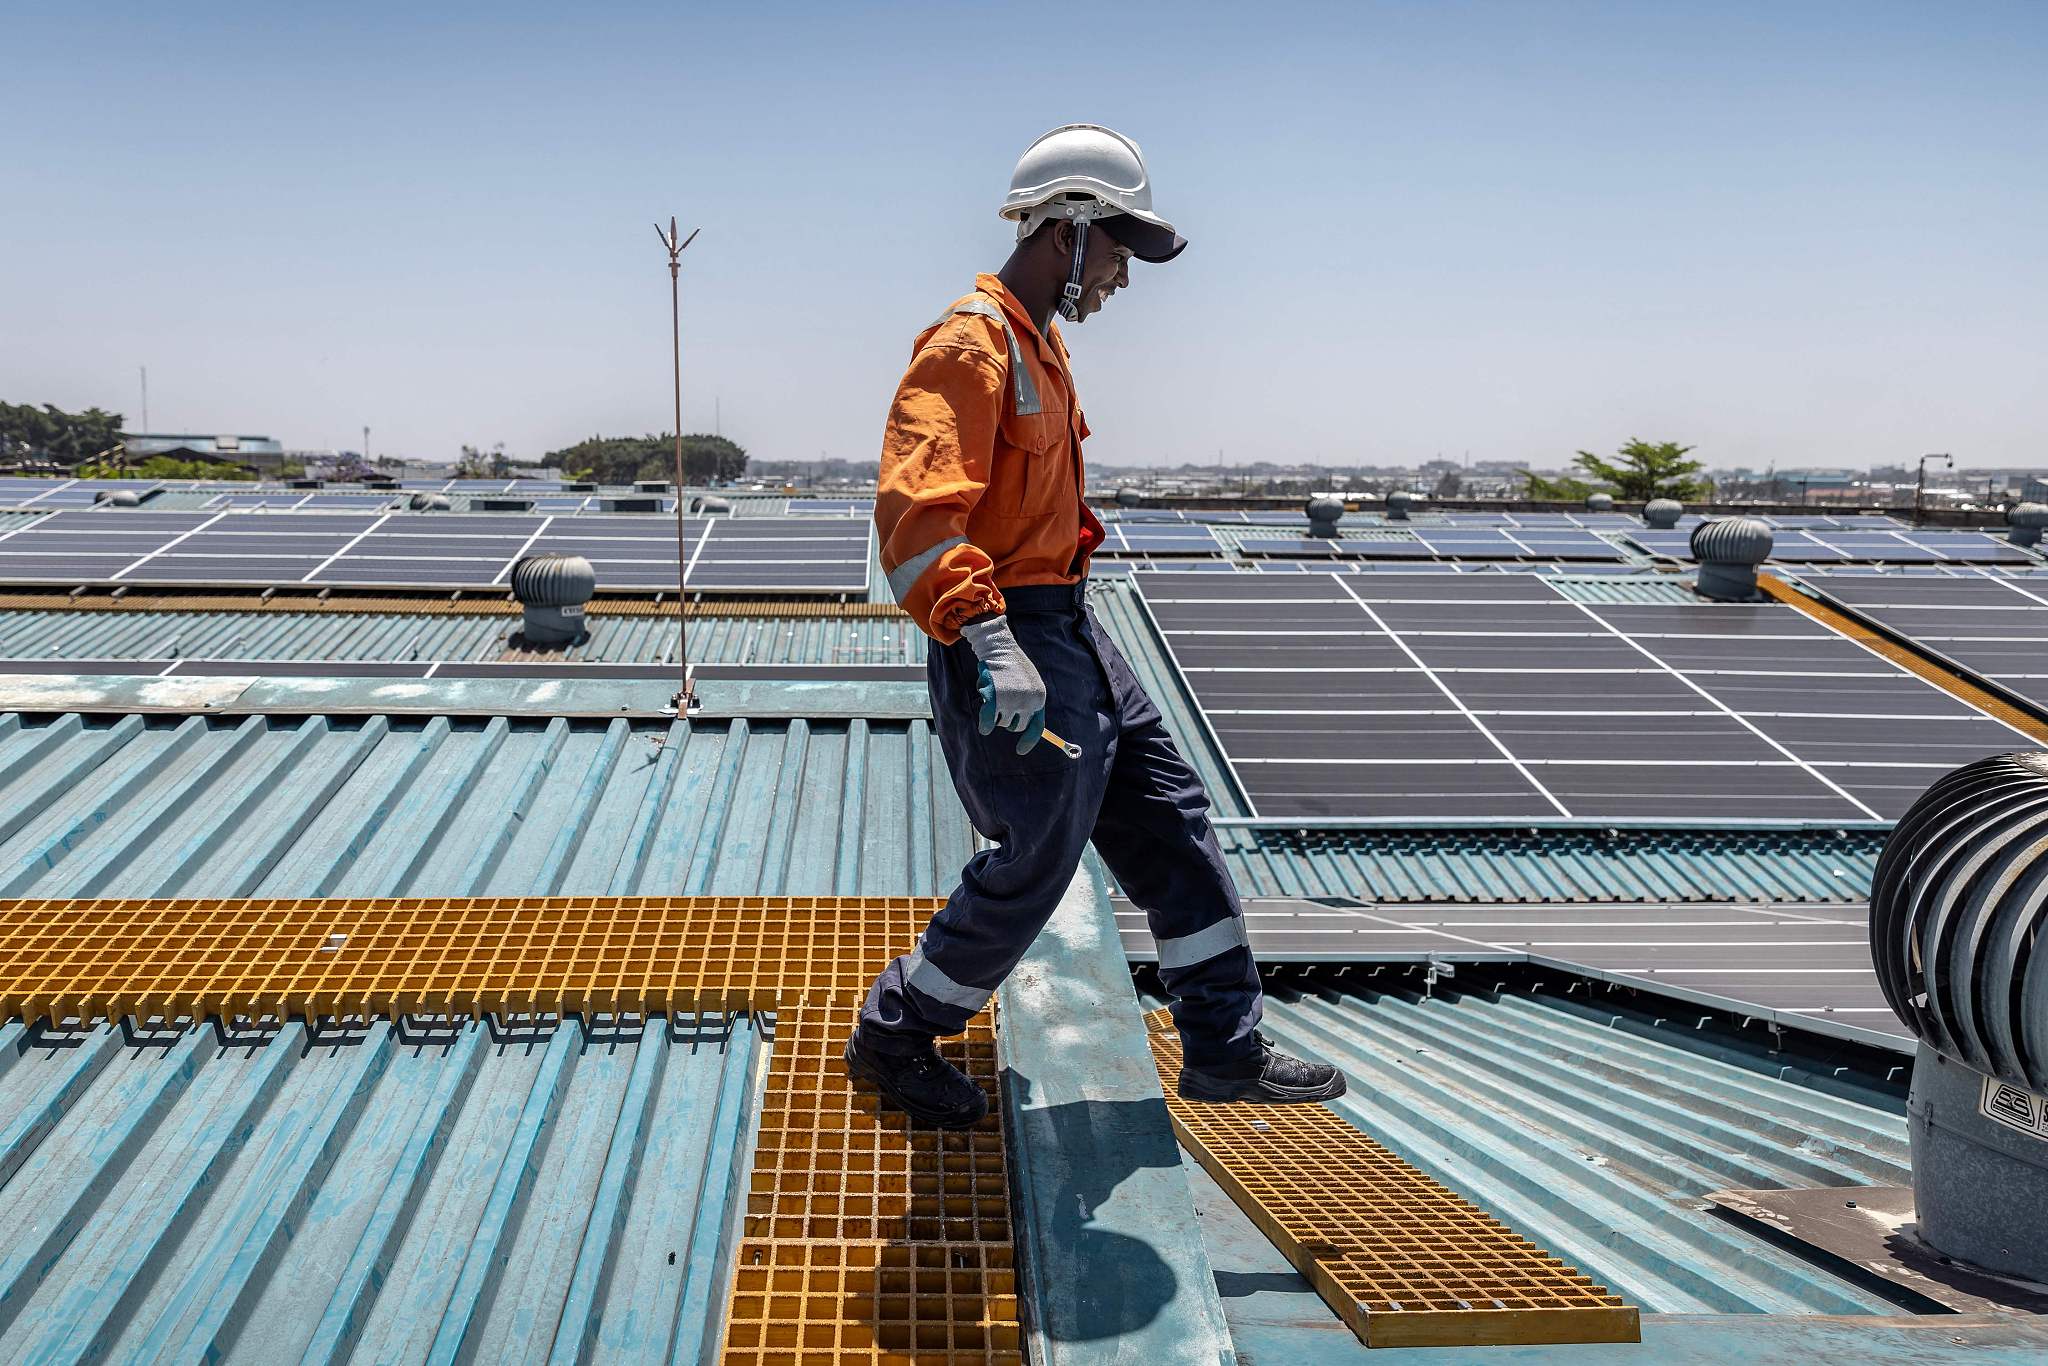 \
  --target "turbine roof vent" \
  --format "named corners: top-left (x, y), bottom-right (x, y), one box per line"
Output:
top-left (1642, 498), bottom-right (1683, 529)
top-left (1690, 516), bottom-right (1772, 601)
top-left (510, 553), bottom-right (597, 648)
